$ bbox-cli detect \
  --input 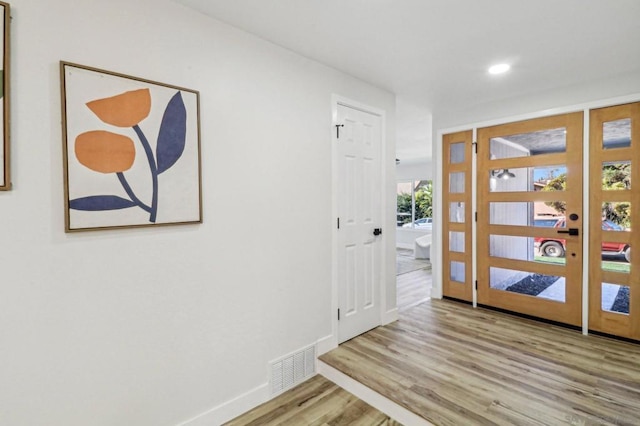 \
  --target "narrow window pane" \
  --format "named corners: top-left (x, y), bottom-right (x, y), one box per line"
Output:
top-left (602, 161), bottom-right (630, 190)
top-left (450, 202), bottom-right (465, 223)
top-left (490, 267), bottom-right (565, 303)
top-left (450, 261), bottom-right (465, 282)
top-left (490, 127), bottom-right (566, 159)
top-left (450, 232), bottom-right (464, 253)
top-left (602, 283), bottom-right (630, 315)
top-left (601, 202), bottom-right (631, 231)
top-left (449, 172), bottom-right (464, 193)
top-left (603, 119), bottom-right (631, 150)
top-left (602, 243), bottom-right (630, 272)
top-left (450, 142), bottom-right (465, 164)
